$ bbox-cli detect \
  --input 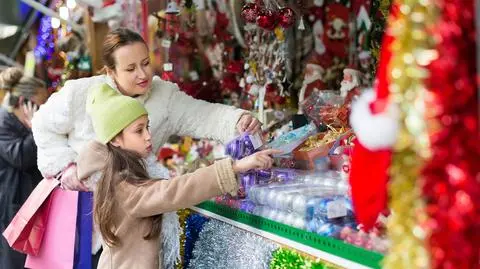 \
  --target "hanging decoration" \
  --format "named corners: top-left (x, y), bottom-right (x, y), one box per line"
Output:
top-left (34, 15), bottom-right (55, 62)
top-left (383, 0), bottom-right (438, 268)
top-left (369, 0), bottom-right (393, 76)
top-left (422, 0), bottom-right (480, 268)
top-left (239, 0), bottom-right (293, 121)
top-left (348, 2), bottom-right (399, 231)
top-left (188, 219), bottom-right (278, 269)
top-left (323, 1), bottom-right (350, 60)
top-left (353, 1), bottom-right (373, 85)
top-left (183, 213), bottom-right (209, 269)
top-left (123, 0), bottom-right (141, 32)
top-left (269, 248), bottom-right (341, 269)
top-left (241, 1), bottom-right (297, 31)
top-left (175, 209), bottom-right (192, 269)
